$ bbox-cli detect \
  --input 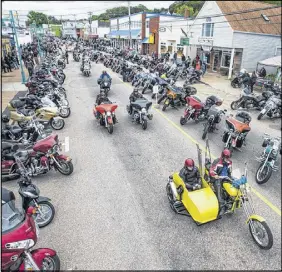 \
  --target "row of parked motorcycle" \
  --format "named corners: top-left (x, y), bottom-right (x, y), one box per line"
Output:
top-left (2, 37), bottom-right (74, 271)
top-left (93, 47), bottom-right (281, 185)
